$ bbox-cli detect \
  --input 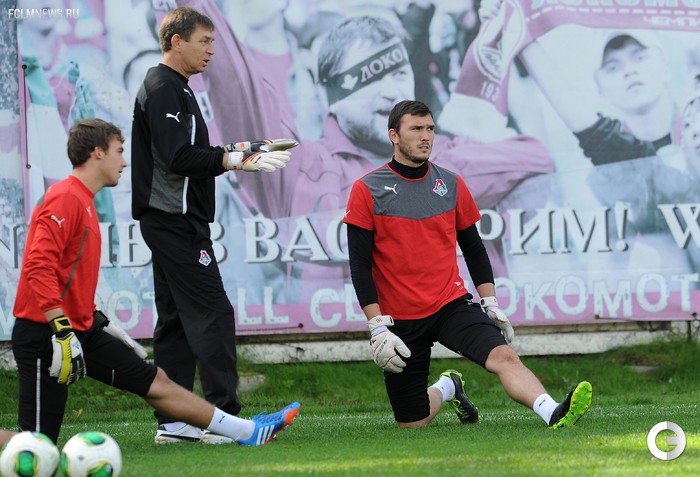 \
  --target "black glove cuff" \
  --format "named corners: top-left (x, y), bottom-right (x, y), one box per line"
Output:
top-left (49, 316), bottom-right (73, 336)
top-left (93, 310), bottom-right (110, 328)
